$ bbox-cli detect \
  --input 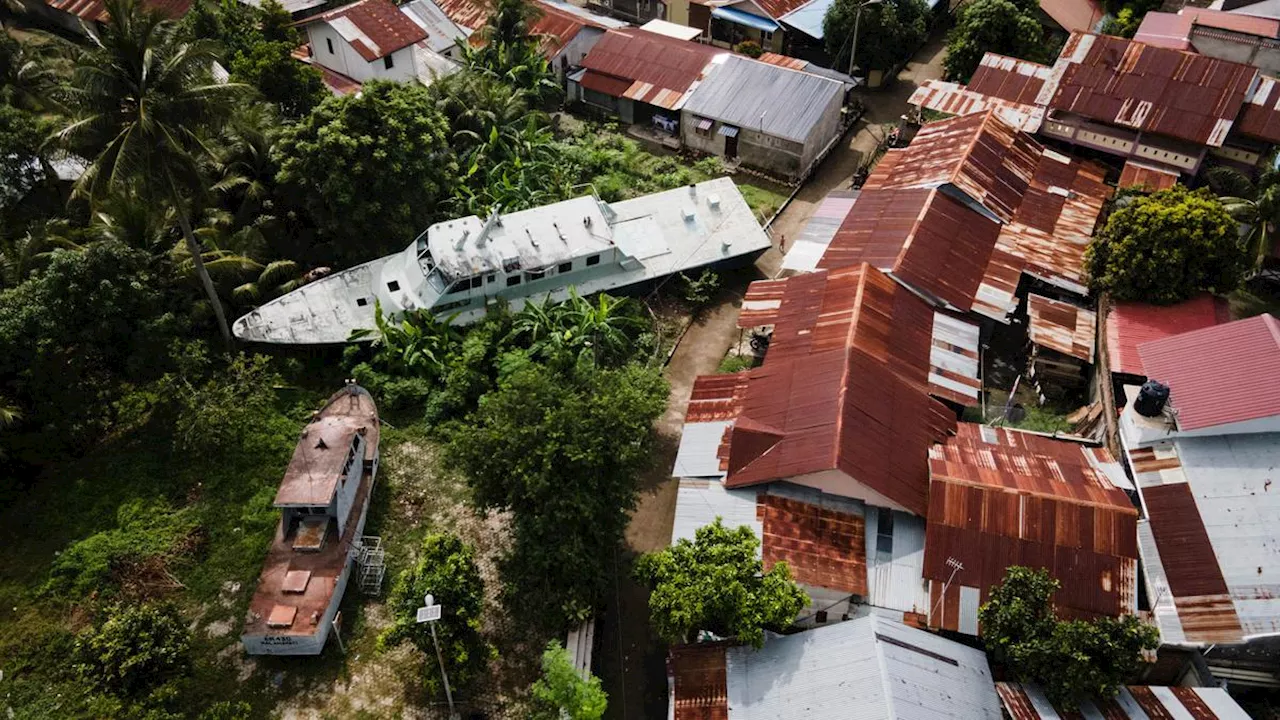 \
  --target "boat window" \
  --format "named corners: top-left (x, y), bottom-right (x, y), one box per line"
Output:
top-left (436, 298), bottom-right (471, 312)
top-left (446, 279), bottom-right (471, 295)
top-left (526, 268), bottom-right (546, 281)
top-left (356, 297), bottom-right (368, 307)
top-left (424, 269), bottom-right (445, 293)
top-left (506, 275), bottom-right (521, 287)
top-left (558, 262), bottom-right (572, 273)
top-left (387, 280), bottom-right (400, 292)
top-left (586, 254), bottom-right (600, 266)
